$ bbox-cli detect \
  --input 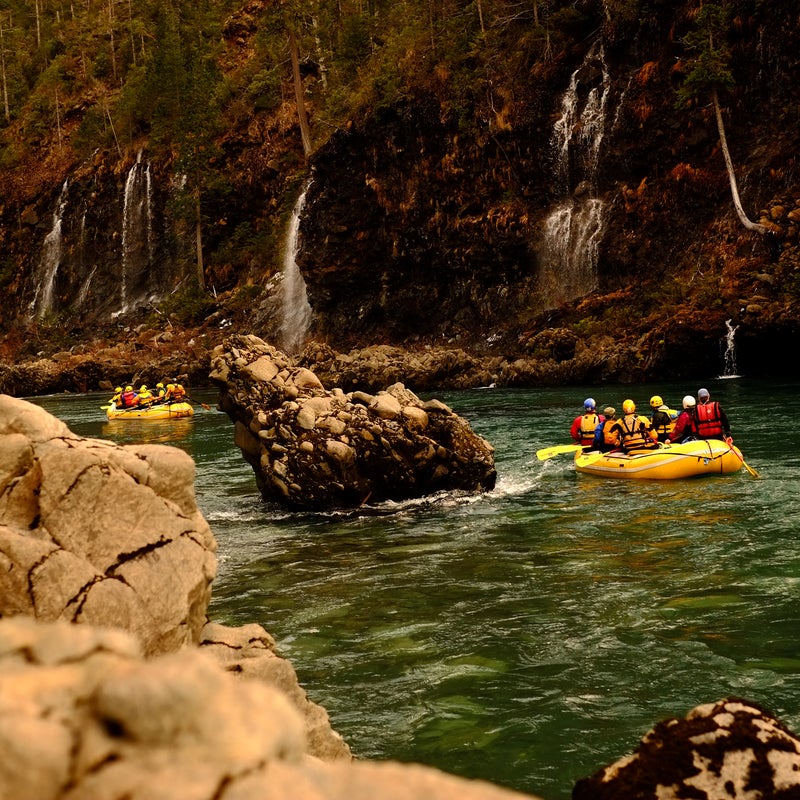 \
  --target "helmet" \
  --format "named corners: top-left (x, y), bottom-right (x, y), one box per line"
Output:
top-left (115, 387), bottom-right (122, 393)
top-left (603, 406), bottom-right (616, 418)
top-left (140, 385), bottom-right (147, 391)
top-left (683, 395), bottom-right (696, 409)
top-left (622, 399), bottom-right (636, 414)
top-left (125, 385), bottom-right (133, 391)
top-left (584, 398), bottom-right (596, 411)
top-left (697, 388), bottom-right (710, 402)
top-left (167, 383), bottom-right (175, 390)
top-left (156, 382), bottom-right (164, 388)
top-left (649, 395), bottom-right (663, 409)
